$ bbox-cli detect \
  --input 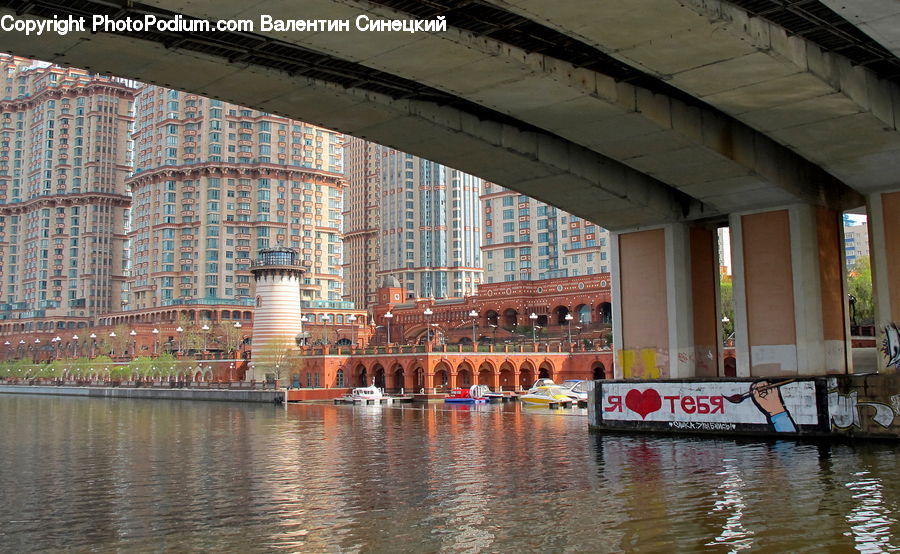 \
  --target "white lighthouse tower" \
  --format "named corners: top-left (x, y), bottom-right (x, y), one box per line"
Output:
top-left (249, 246), bottom-right (305, 381)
